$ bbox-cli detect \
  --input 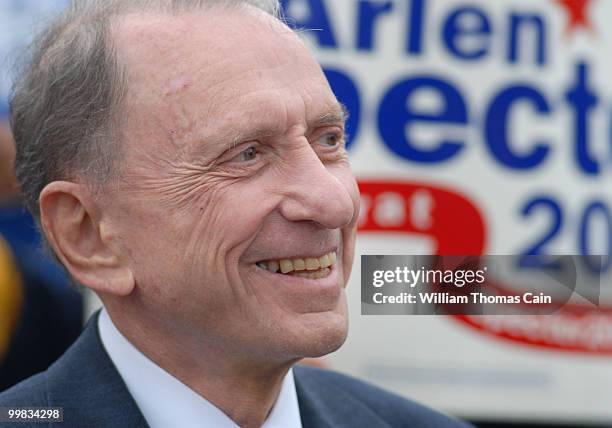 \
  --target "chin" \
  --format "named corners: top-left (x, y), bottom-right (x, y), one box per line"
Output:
top-left (303, 326), bottom-right (348, 358)
top-left (288, 306), bottom-right (349, 359)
